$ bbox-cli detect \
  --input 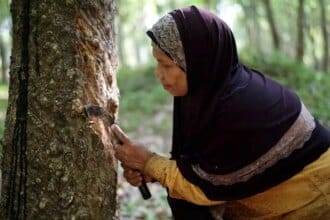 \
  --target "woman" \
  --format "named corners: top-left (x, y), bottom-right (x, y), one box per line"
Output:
top-left (111, 5), bottom-right (330, 220)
